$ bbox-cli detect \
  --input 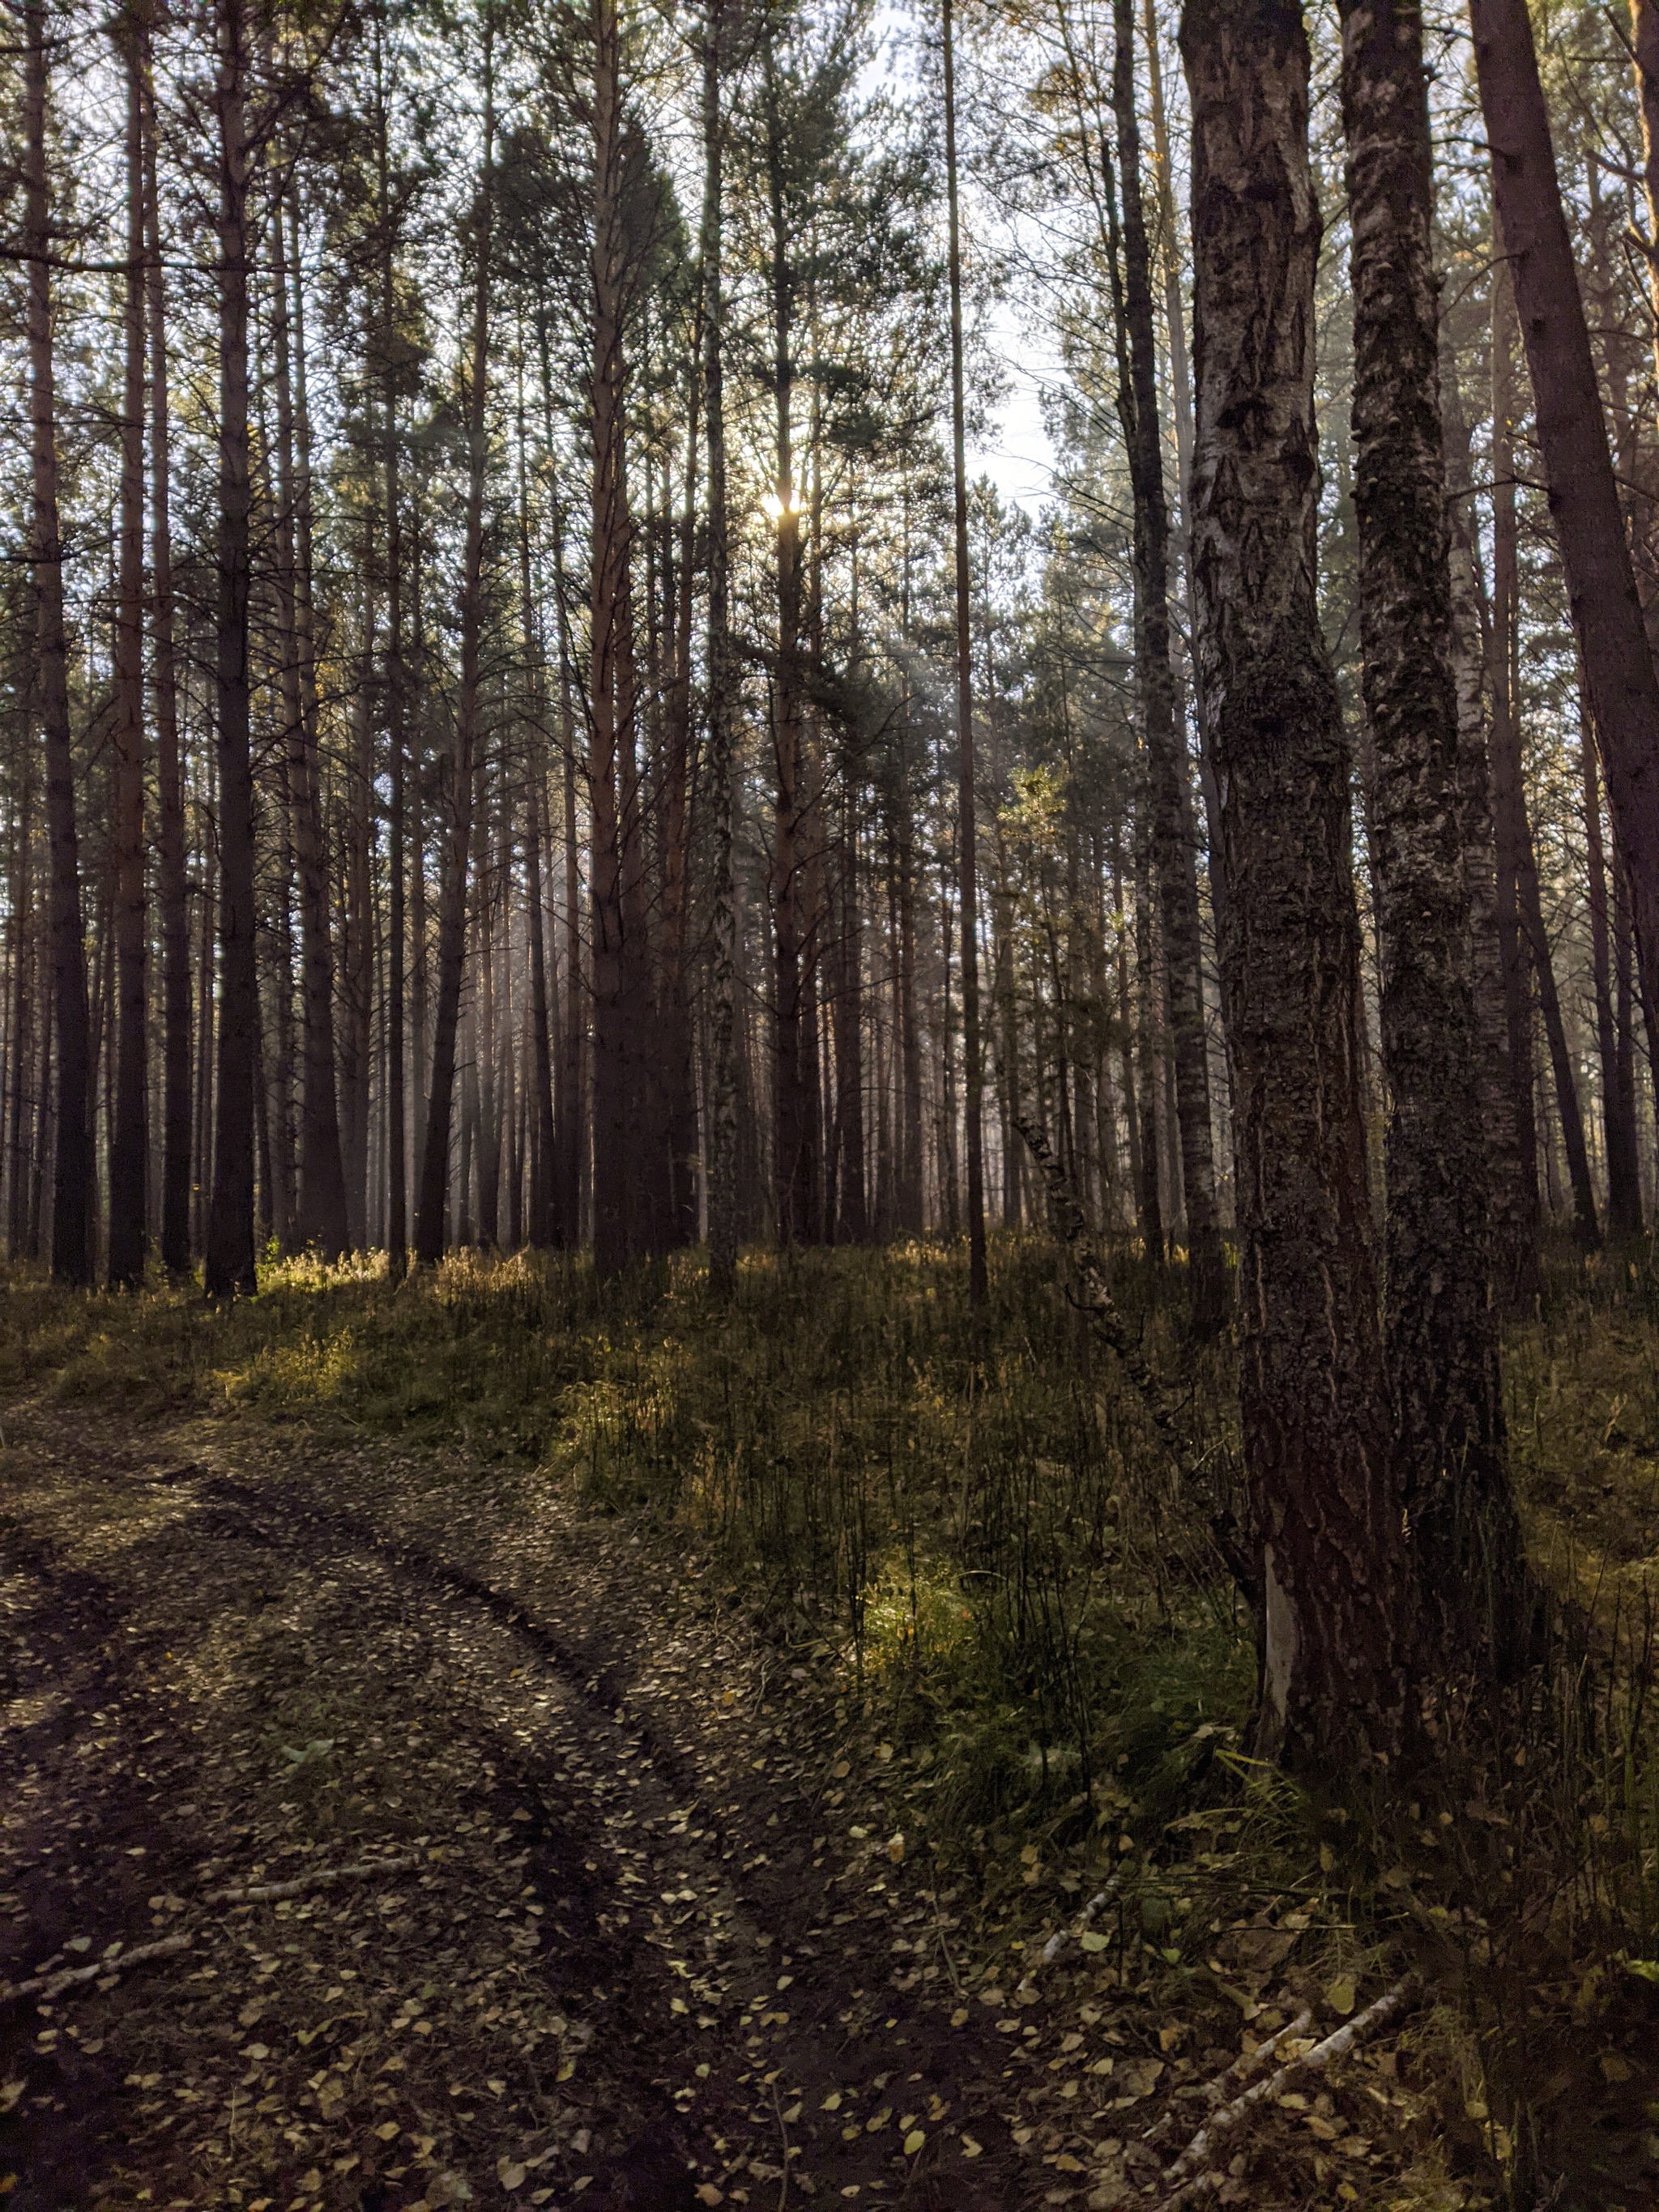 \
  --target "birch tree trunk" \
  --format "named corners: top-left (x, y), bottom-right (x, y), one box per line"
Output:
top-left (1337, 0), bottom-right (1530, 1674)
top-left (1180, 0), bottom-right (1403, 1768)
